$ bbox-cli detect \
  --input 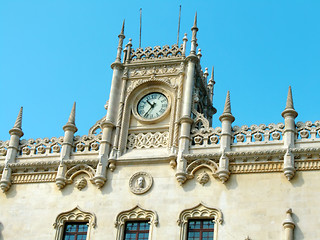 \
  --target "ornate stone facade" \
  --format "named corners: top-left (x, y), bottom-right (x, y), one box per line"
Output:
top-left (0, 14), bottom-right (318, 240)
